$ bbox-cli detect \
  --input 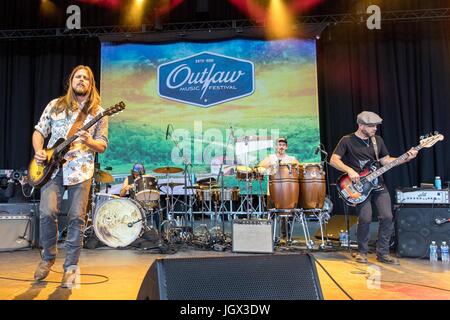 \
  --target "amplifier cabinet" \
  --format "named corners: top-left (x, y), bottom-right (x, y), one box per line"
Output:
top-left (232, 219), bottom-right (273, 253)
